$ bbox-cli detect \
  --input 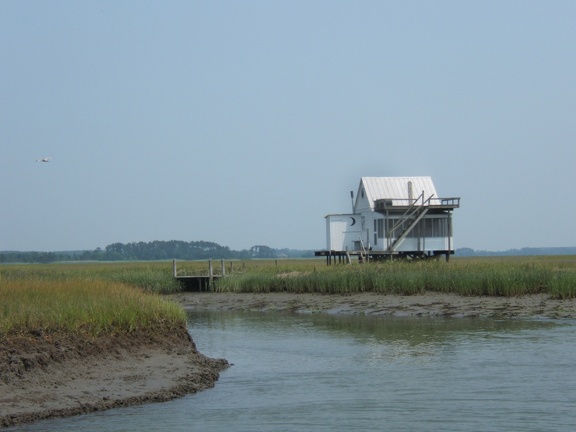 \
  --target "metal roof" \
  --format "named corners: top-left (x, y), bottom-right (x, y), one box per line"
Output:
top-left (360, 176), bottom-right (438, 209)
